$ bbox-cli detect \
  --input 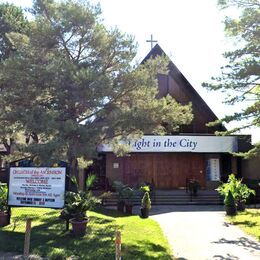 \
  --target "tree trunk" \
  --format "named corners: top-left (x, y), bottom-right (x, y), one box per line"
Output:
top-left (68, 156), bottom-right (79, 190)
